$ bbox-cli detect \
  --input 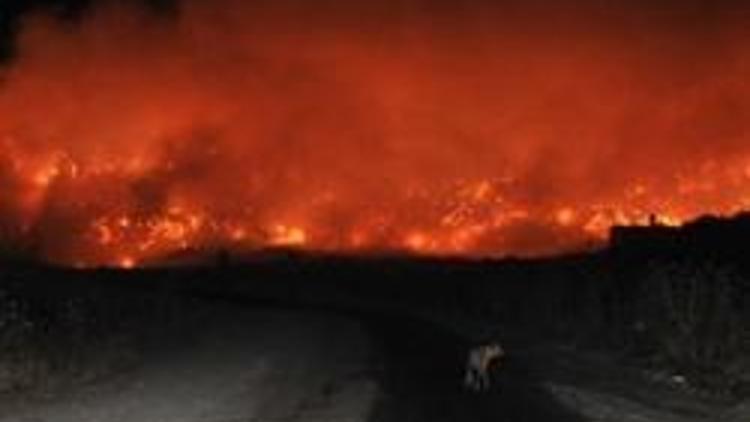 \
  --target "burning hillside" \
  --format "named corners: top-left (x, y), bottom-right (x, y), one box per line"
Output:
top-left (1, 0), bottom-right (750, 267)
